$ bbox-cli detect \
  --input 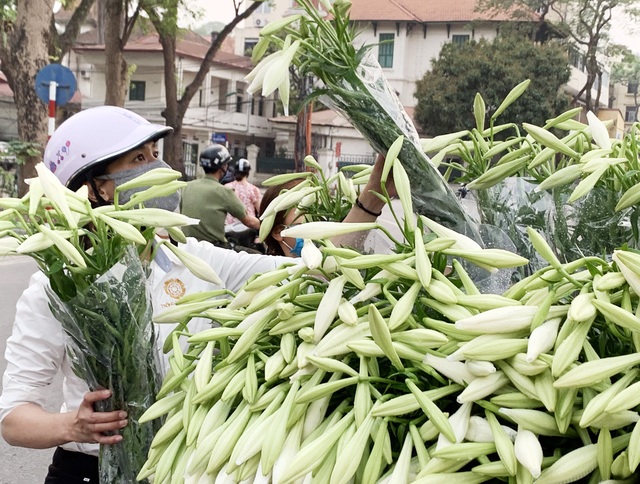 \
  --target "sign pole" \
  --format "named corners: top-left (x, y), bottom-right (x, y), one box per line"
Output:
top-left (48, 81), bottom-right (57, 140)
